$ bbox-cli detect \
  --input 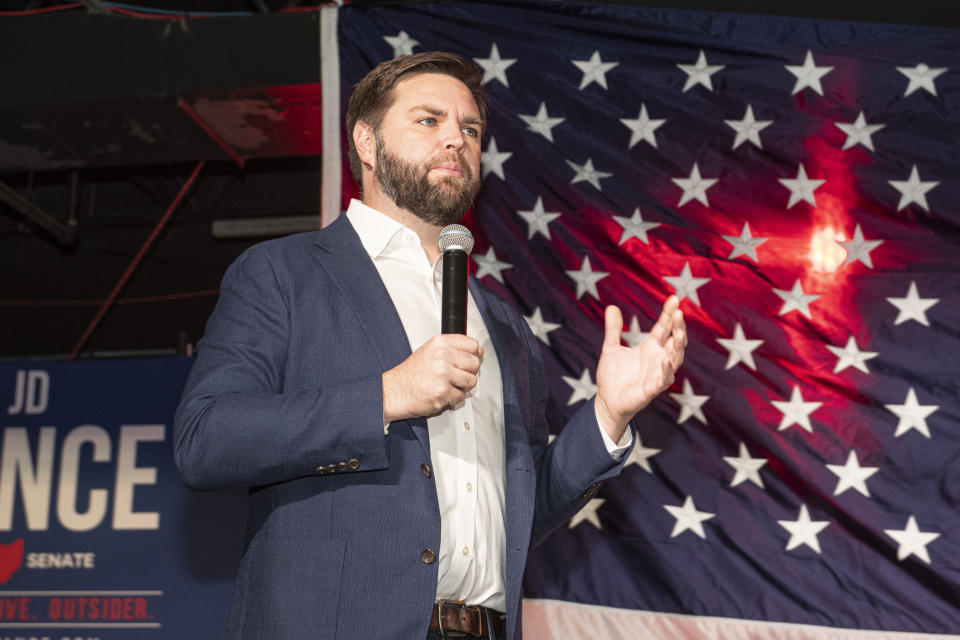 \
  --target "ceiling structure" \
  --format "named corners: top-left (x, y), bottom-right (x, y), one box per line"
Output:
top-left (0, 0), bottom-right (956, 359)
top-left (0, 10), bottom-right (323, 358)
